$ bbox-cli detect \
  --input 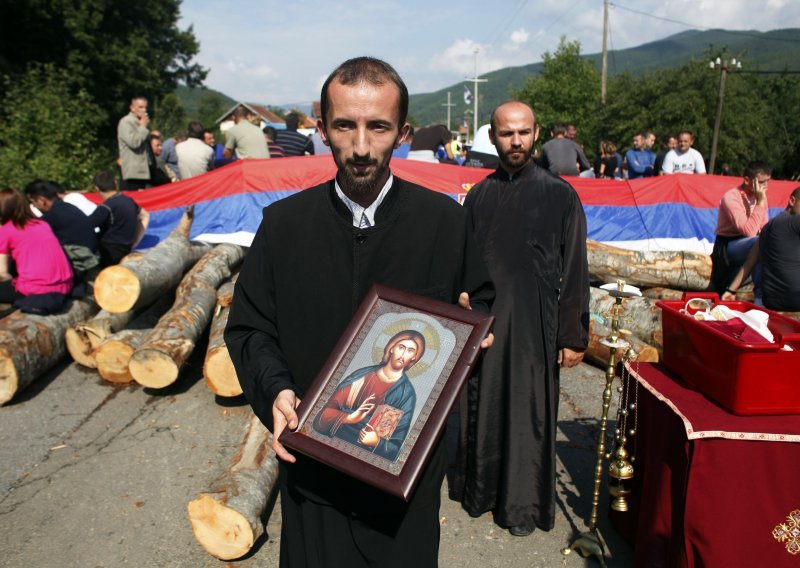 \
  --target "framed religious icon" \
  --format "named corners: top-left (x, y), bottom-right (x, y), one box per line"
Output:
top-left (279, 284), bottom-right (494, 501)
